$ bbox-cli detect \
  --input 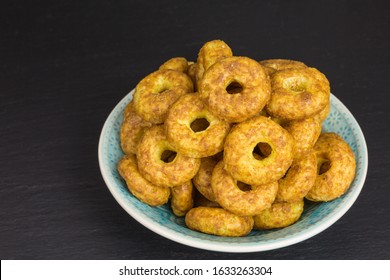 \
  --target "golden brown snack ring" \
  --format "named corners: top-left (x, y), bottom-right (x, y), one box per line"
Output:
top-left (266, 67), bottom-right (330, 120)
top-left (159, 57), bottom-right (189, 72)
top-left (200, 56), bottom-right (271, 123)
top-left (195, 39), bottom-right (233, 84)
top-left (171, 181), bottom-right (194, 217)
top-left (284, 117), bottom-right (322, 158)
top-left (212, 161), bottom-right (279, 216)
top-left (165, 93), bottom-right (231, 158)
top-left (137, 125), bottom-right (201, 188)
top-left (120, 101), bottom-right (152, 155)
top-left (259, 59), bottom-right (307, 76)
top-left (133, 69), bottom-right (193, 124)
top-left (185, 206), bottom-right (254, 237)
top-left (253, 200), bottom-right (304, 229)
top-left (276, 150), bottom-right (317, 202)
top-left (117, 154), bottom-right (170, 206)
top-left (313, 100), bottom-right (331, 123)
top-left (192, 155), bottom-right (220, 202)
top-left (186, 62), bottom-right (197, 89)
top-left (224, 116), bottom-right (294, 185)
top-left (306, 133), bottom-right (356, 202)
